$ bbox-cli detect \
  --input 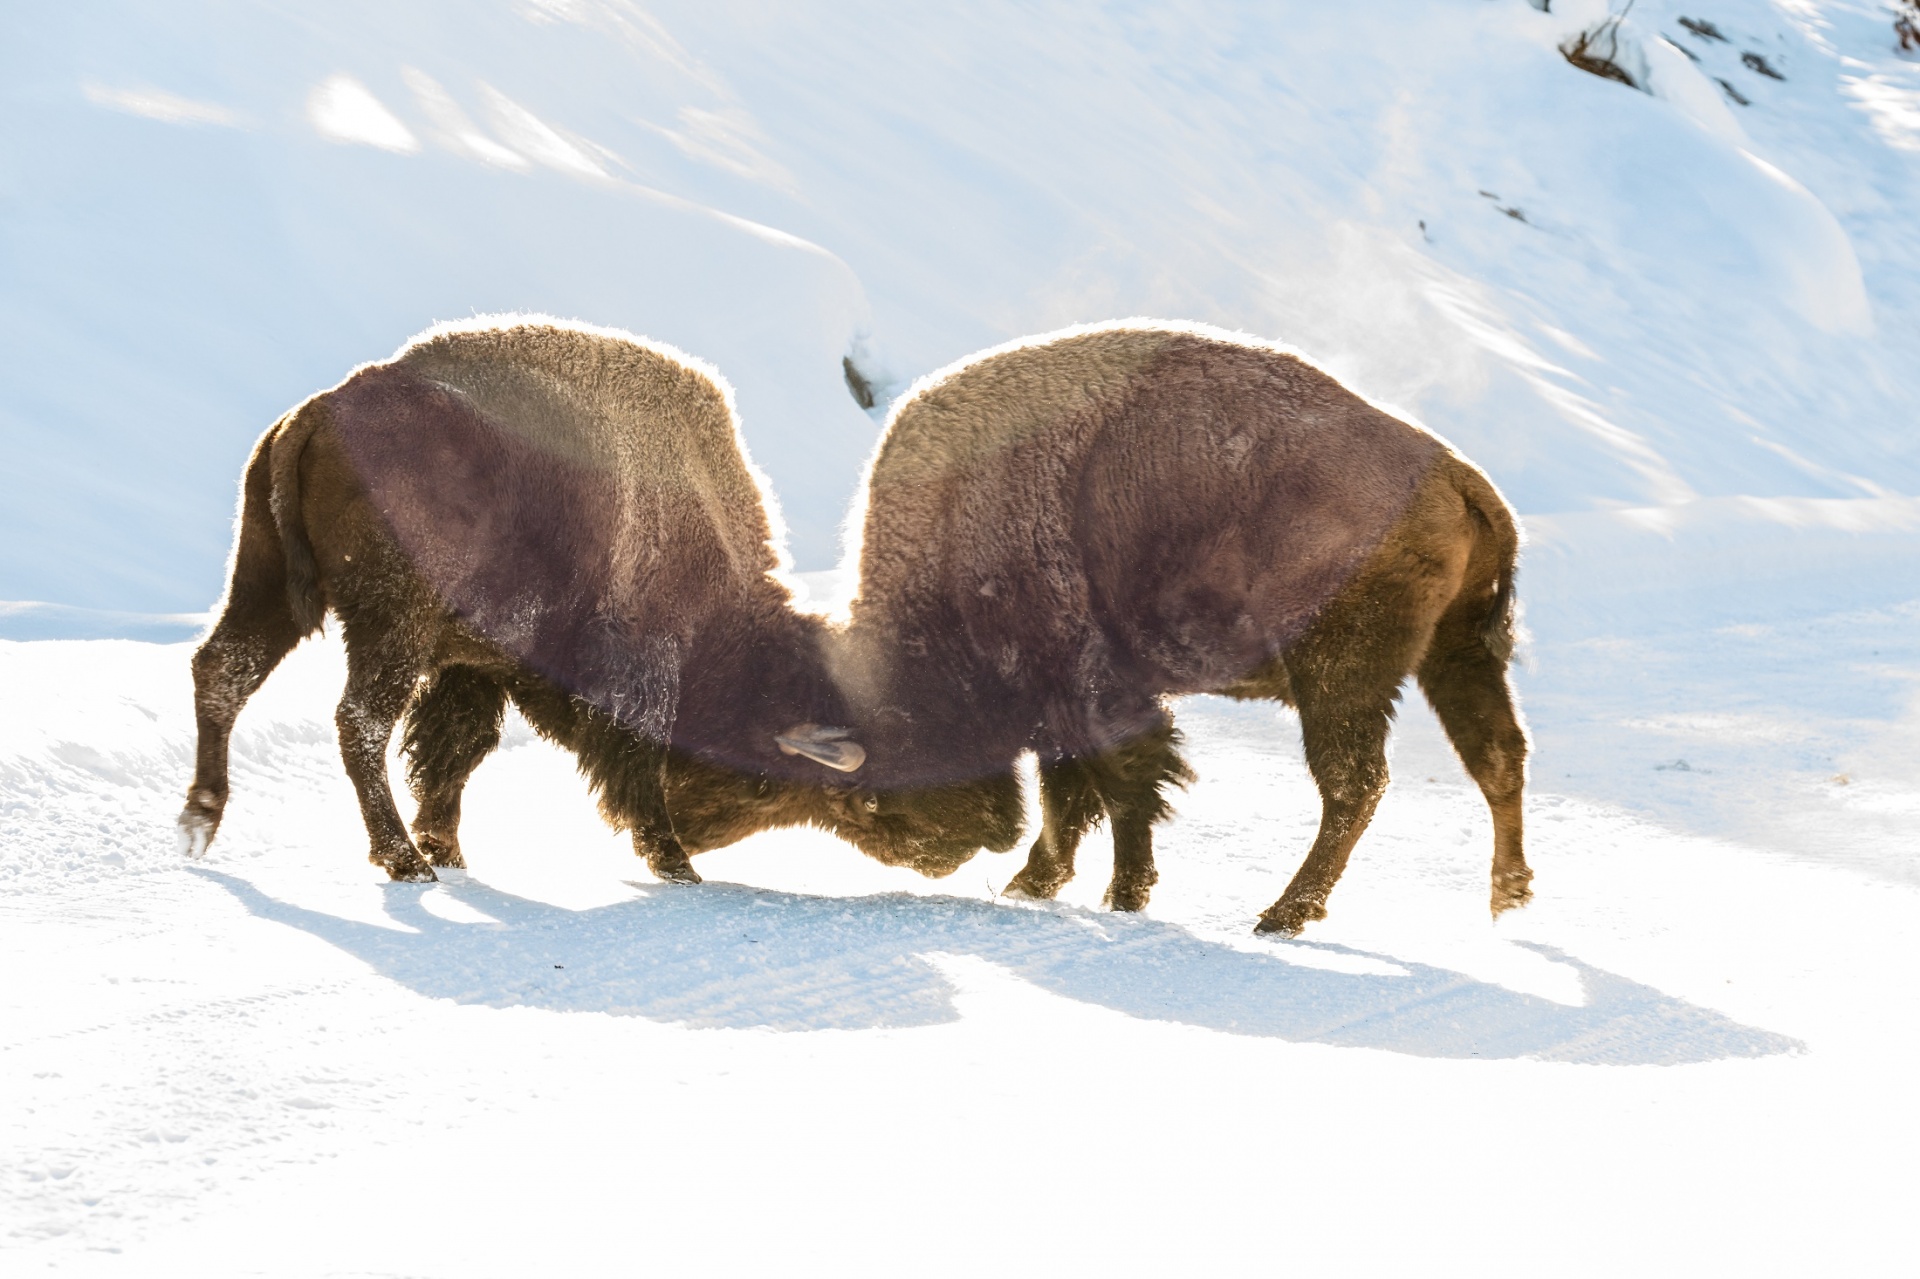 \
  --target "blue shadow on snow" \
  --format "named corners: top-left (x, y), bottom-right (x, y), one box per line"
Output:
top-left (194, 869), bottom-right (1799, 1066)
